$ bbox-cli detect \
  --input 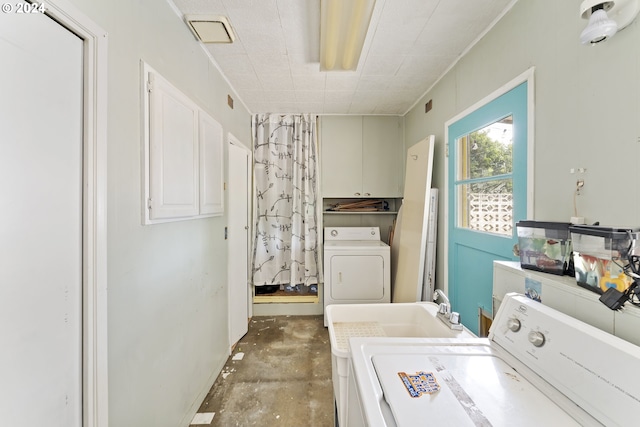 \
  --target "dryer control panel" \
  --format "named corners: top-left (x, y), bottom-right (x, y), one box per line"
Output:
top-left (324, 227), bottom-right (381, 241)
